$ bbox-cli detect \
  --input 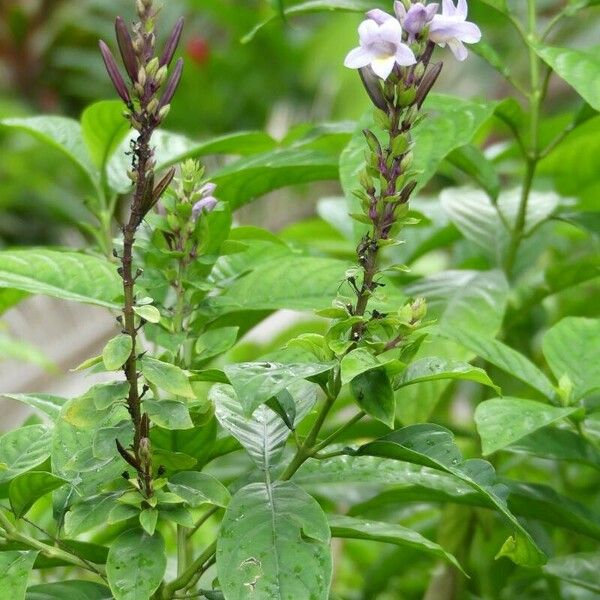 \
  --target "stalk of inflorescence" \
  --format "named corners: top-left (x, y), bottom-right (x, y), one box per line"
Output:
top-left (283, 0), bottom-right (482, 480)
top-left (99, 0), bottom-right (184, 498)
